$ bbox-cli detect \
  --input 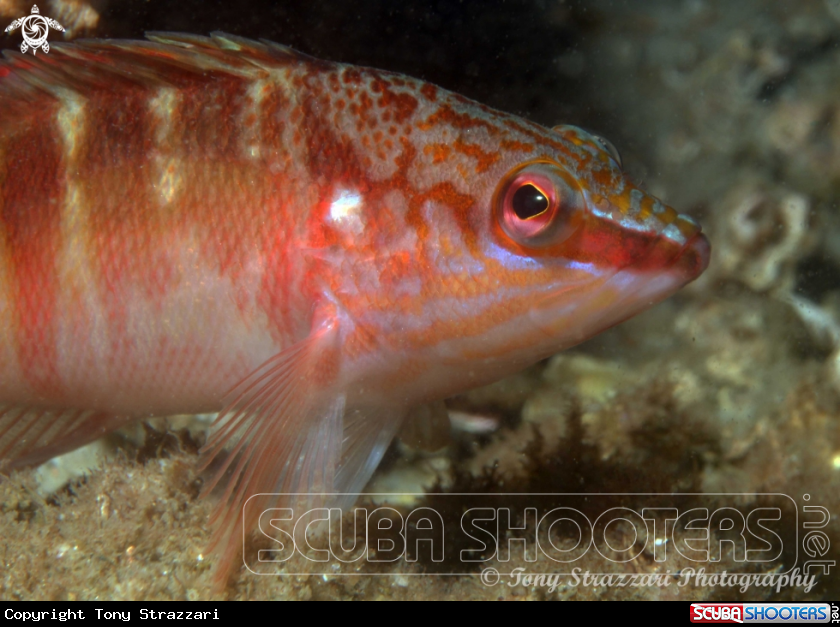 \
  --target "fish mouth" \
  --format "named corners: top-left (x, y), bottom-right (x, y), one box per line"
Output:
top-left (529, 222), bottom-right (711, 345)
top-left (594, 223), bottom-right (712, 308)
top-left (672, 230), bottom-right (711, 282)
top-left (660, 206), bottom-right (711, 283)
